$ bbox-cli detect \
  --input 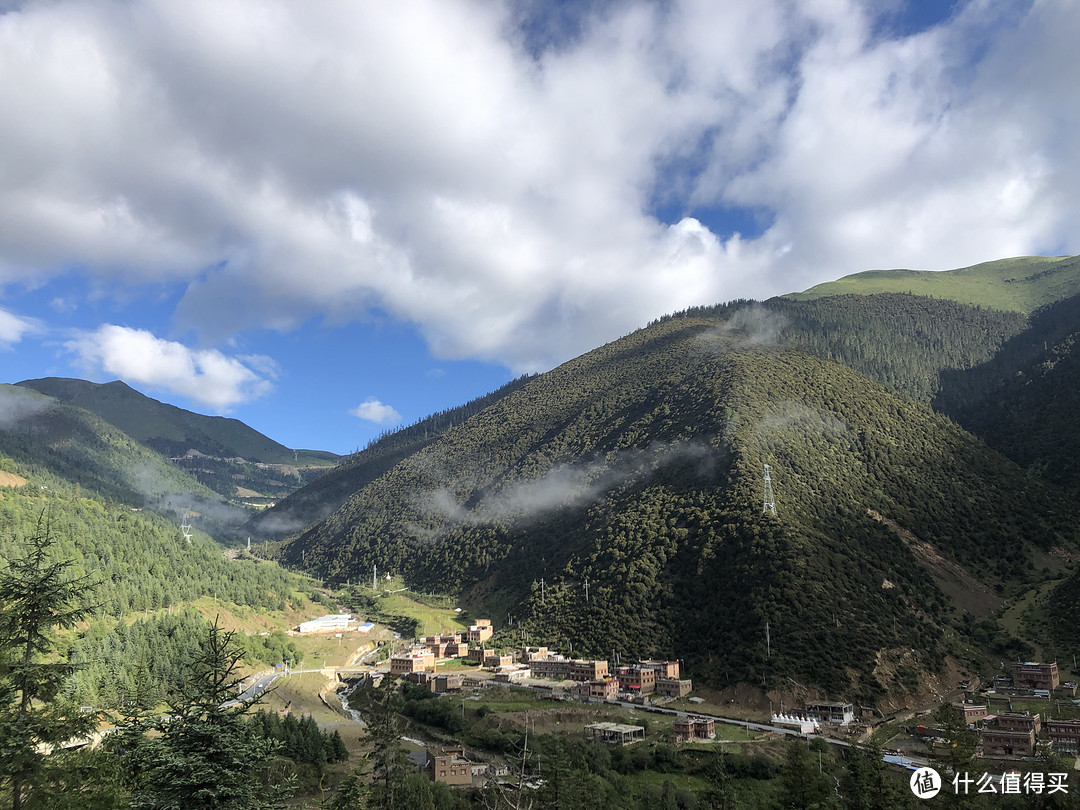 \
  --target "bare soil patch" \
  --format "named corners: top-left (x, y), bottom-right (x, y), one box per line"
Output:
top-left (868, 509), bottom-right (1002, 616)
top-left (0, 471), bottom-right (27, 487)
